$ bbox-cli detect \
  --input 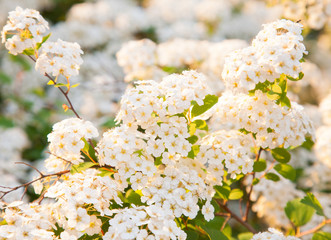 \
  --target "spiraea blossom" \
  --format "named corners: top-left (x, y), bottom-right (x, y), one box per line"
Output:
top-left (45, 118), bottom-right (98, 172)
top-left (222, 19), bottom-right (306, 93)
top-left (212, 90), bottom-right (314, 149)
top-left (252, 228), bottom-right (300, 240)
top-left (35, 39), bottom-right (83, 79)
top-left (1, 7), bottom-right (49, 55)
